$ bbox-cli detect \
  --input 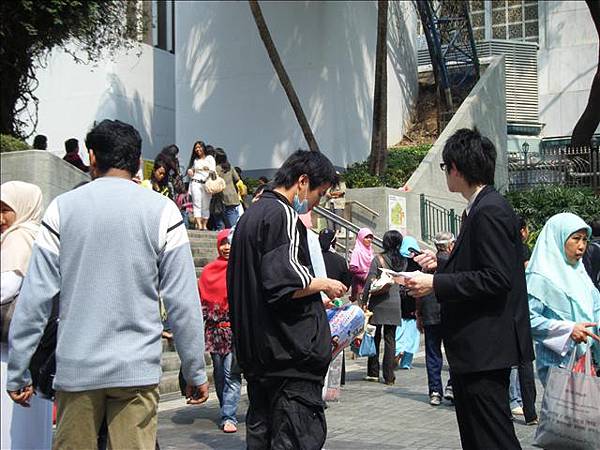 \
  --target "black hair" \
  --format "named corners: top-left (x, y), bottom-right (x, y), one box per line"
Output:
top-left (85, 119), bottom-right (141, 176)
top-left (589, 218), bottom-right (600, 237)
top-left (215, 147), bottom-right (231, 172)
top-left (33, 134), bottom-right (47, 150)
top-left (382, 230), bottom-right (404, 271)
top-left (516, 214), bottom-right (527, 232)
top-left (205, 145), bottom-right (215, 157)
top-left (258, 176), bottom-right (269, 184)
top-left (151, 159), bottom-right (169, 188)
top-left (188, 140), bottom-right (205, 169)
top-left (272, 149), bottom-right (339, 190)
top-left (64, 138), bottom-right (79, 153)
top-left (235, 166), bottom-right (242, 176)
top-left (442, 128), bottom-right (496, 186)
